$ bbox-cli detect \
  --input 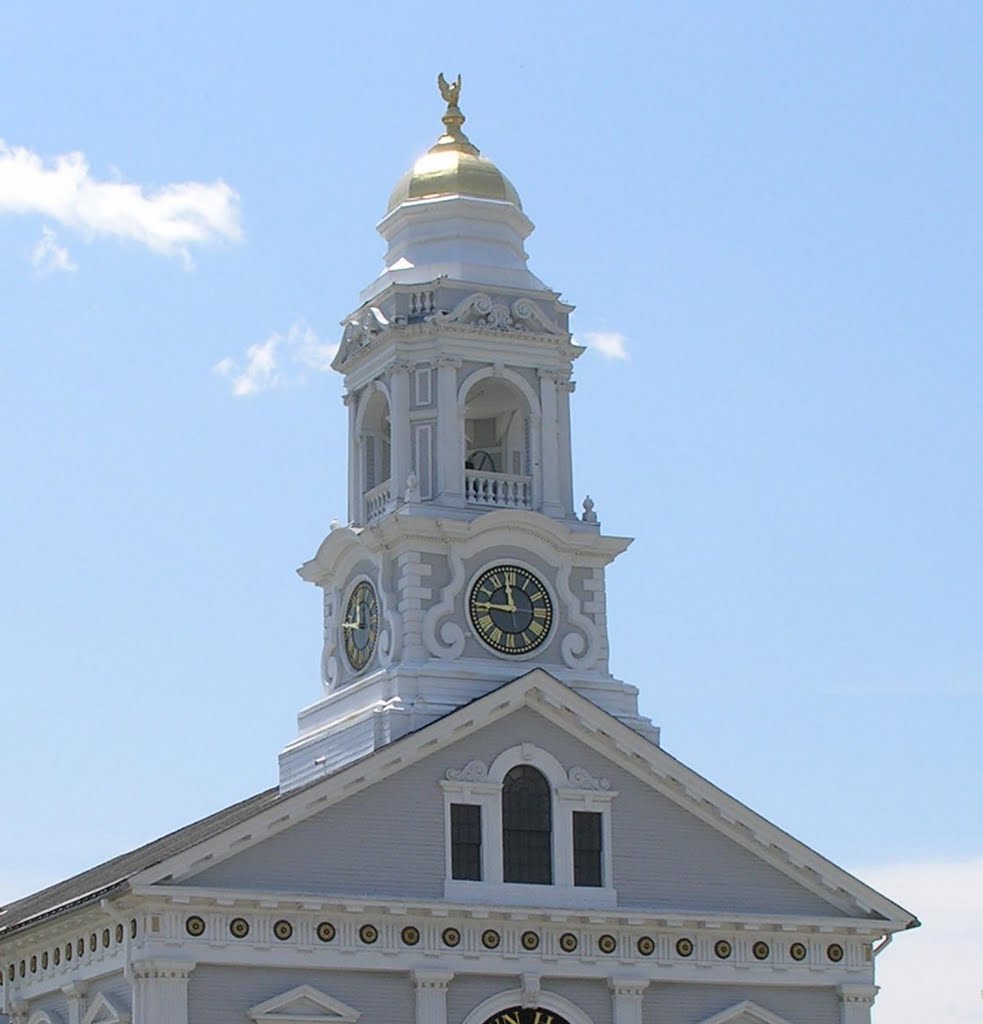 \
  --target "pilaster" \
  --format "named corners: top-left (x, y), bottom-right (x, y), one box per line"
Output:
top-left (390, 363), bottom-right (412, 503)
top-left (436, 356), bottom-right (463, 502)
top-left (131, 960), bottom-right (195, 1024)
top-left (344, 390), bottom-right (358, 524)
top-left (412, 970), bottom-right (453, 1024)
top-left (608, 978), bottom-right (648, 1024)
top-left (538, 368), bottom-right (562, 516)
top-left (62, 982), bottom-right (87, 1024)
top-left (557, 375), bottom-right (575, 515)
top-left (838, 984), bottom-right (878, 1024)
